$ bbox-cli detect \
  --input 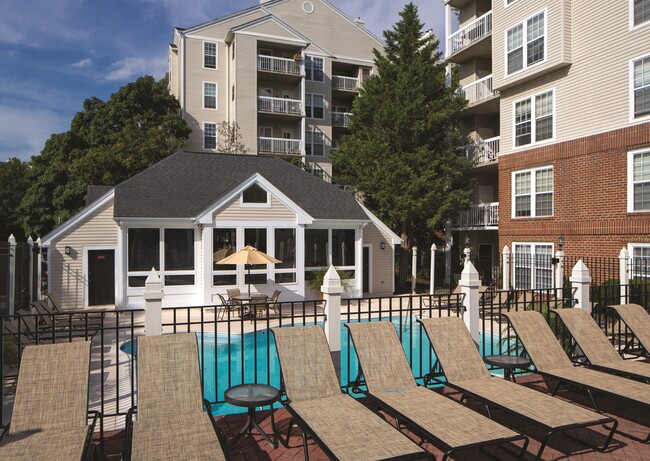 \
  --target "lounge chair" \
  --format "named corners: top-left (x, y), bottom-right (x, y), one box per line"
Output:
top-left (0, 341), bottom-right (100, 461)
top-left (124, 333), bottom-right (230, 461)
top-left (31, 300), bottom-right (101, 334)
top-left (608, 304), bottom-right (650, 356)
top-left (419, 316), bottom-right (618, 460)
top-left (553, 308), bottom-right (650, 383)
top-left (345, 321), bottom-right (528, 460)
top-left (271, 325), bottom-right (429, 461)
